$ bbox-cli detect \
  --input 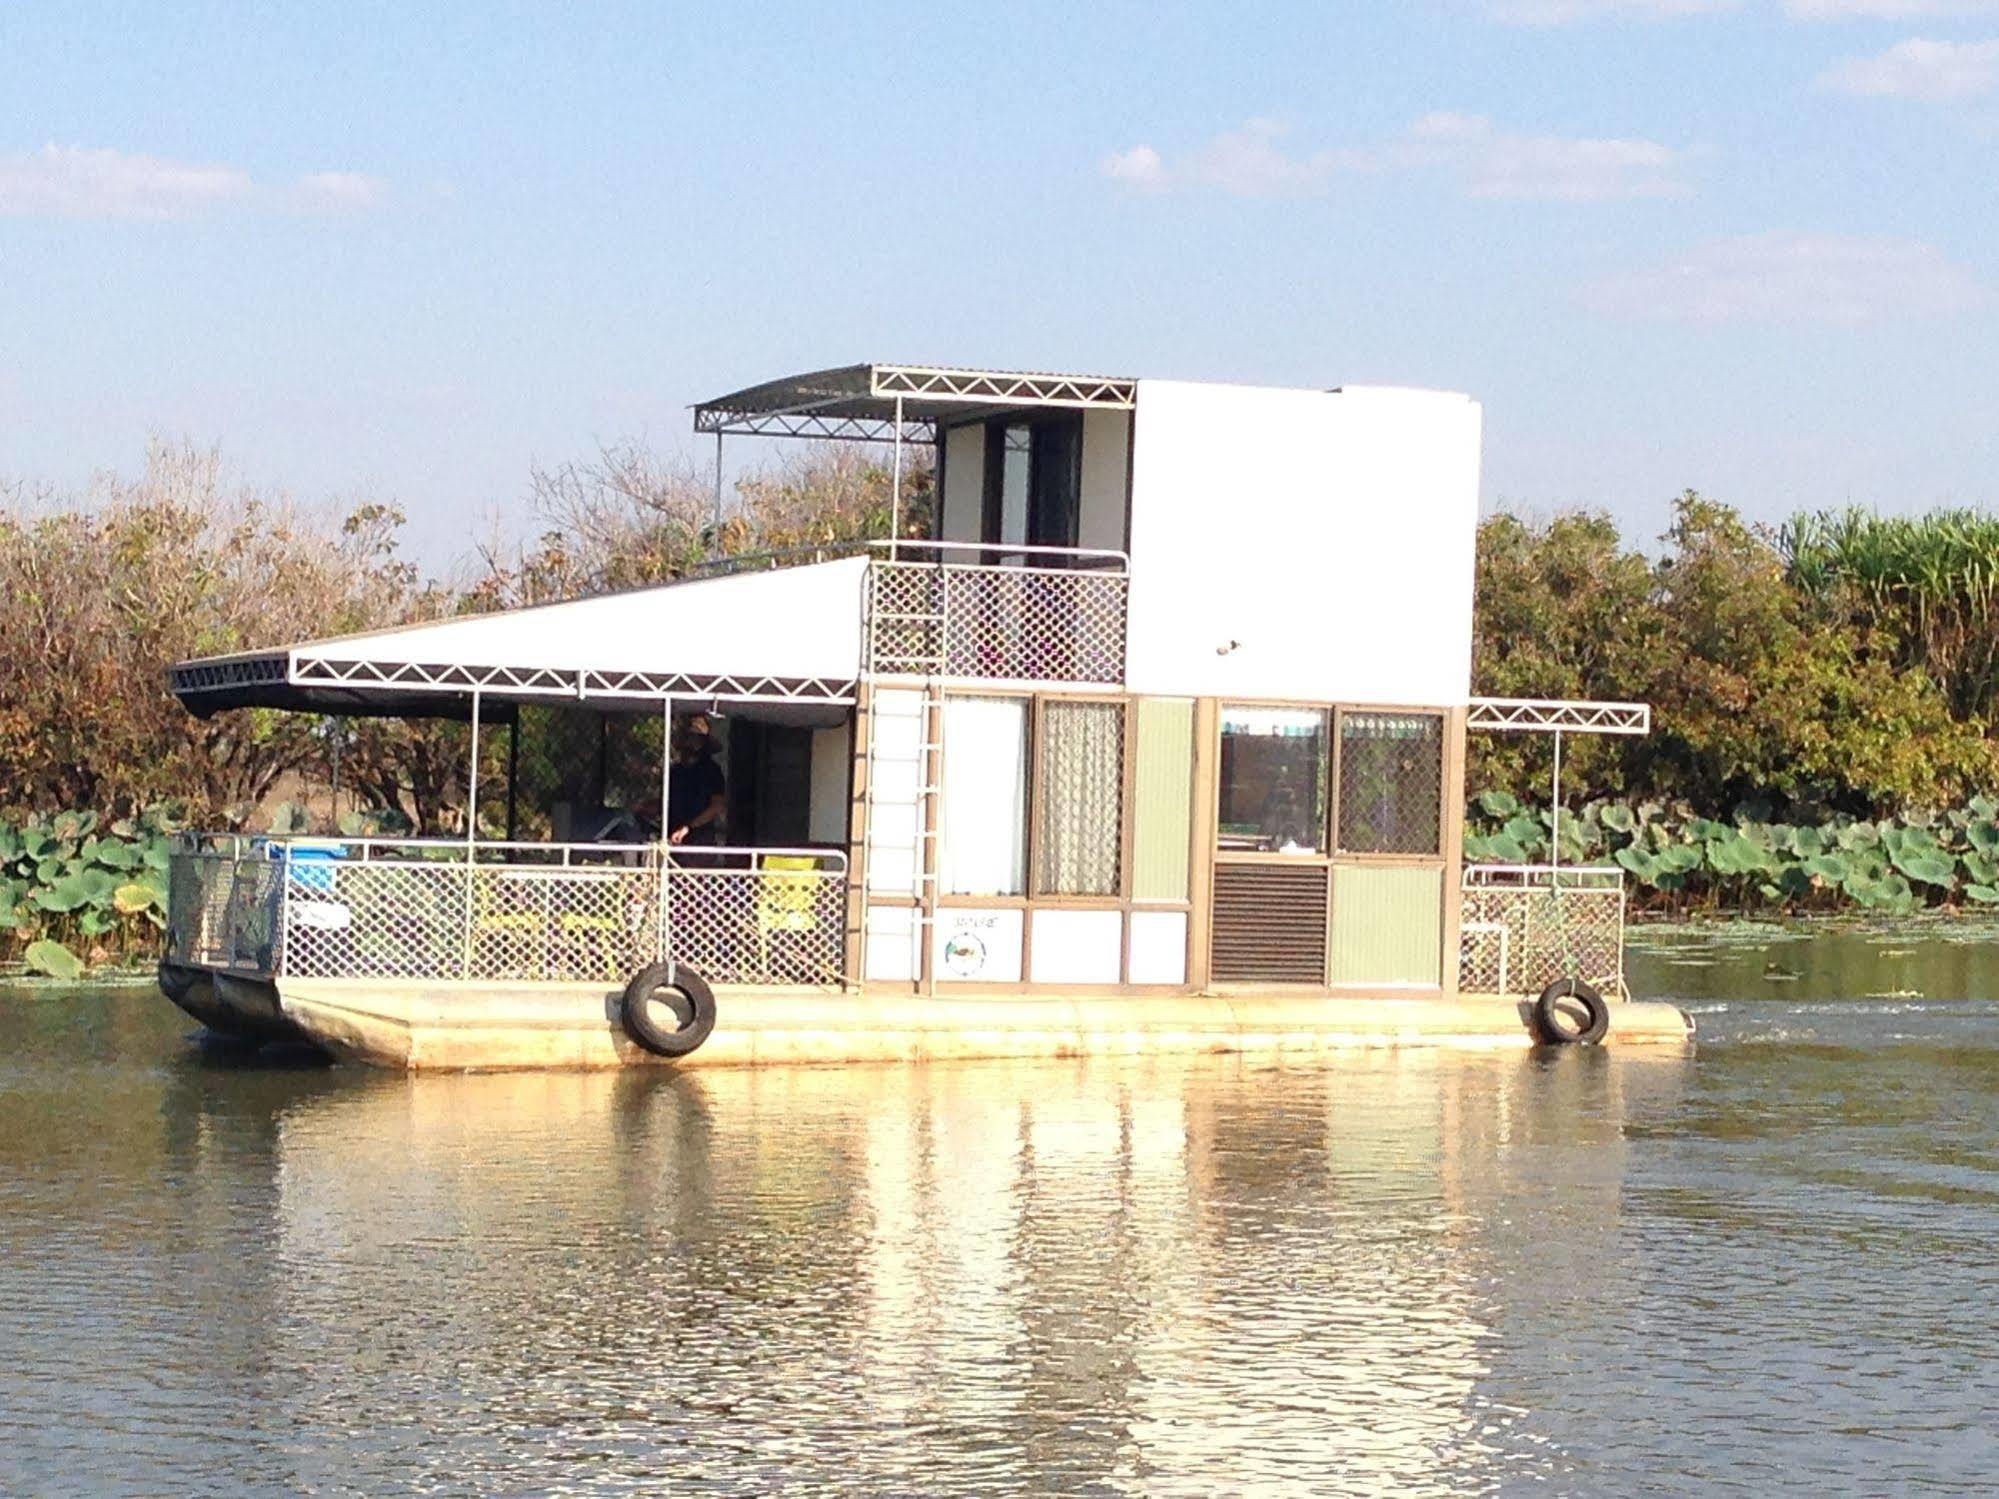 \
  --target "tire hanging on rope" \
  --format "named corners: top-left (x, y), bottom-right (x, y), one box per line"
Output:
top-left (620, 962), bottom-right (716, 1058)
top-left (1532, 978), bottom-right (1609, 1045)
